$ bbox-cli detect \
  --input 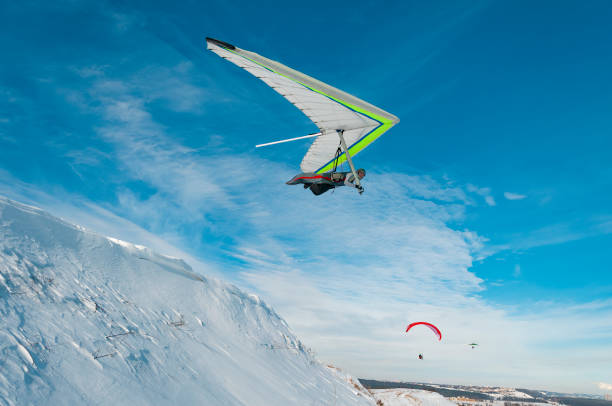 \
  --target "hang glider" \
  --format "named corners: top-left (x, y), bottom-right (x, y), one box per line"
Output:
top-left (206, 37), bottom-right (399, 193)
